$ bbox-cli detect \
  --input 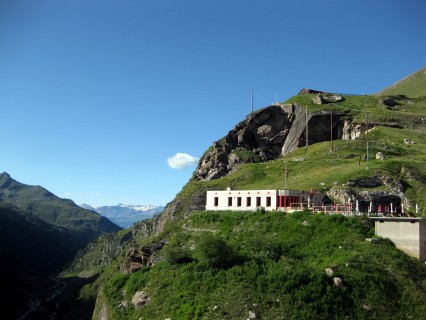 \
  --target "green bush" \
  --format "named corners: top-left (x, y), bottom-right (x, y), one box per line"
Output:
top-left (195, 233), bottom-right (243, 268)
top-left (163, 244), bottom-right (193, 264)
